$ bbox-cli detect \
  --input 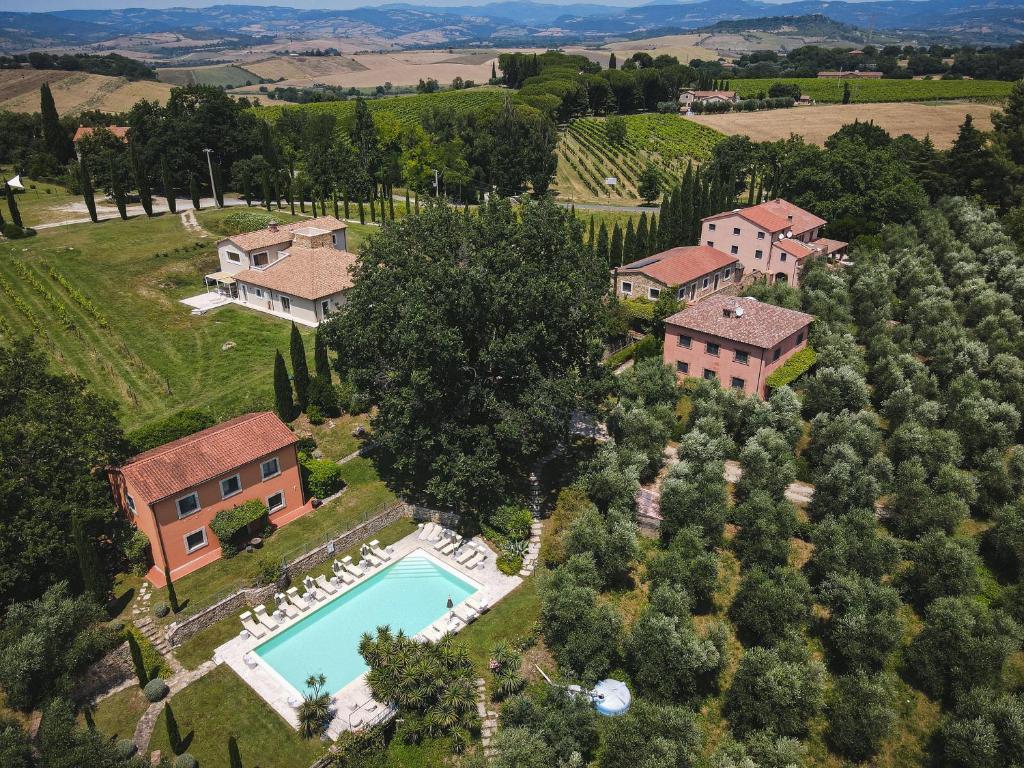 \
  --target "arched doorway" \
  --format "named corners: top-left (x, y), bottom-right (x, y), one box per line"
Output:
top-left (774, 272), bottom-right (788, 284)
